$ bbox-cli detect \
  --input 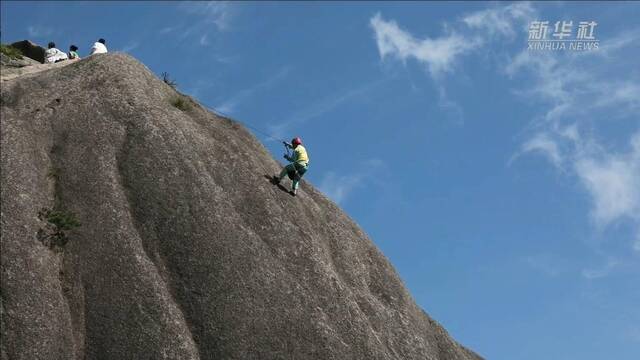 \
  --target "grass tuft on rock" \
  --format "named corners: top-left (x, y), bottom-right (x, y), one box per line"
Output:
top-left (0, 44), bottom-right (24, 59)
top-left (170, 96), bottom-right (191, 111)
